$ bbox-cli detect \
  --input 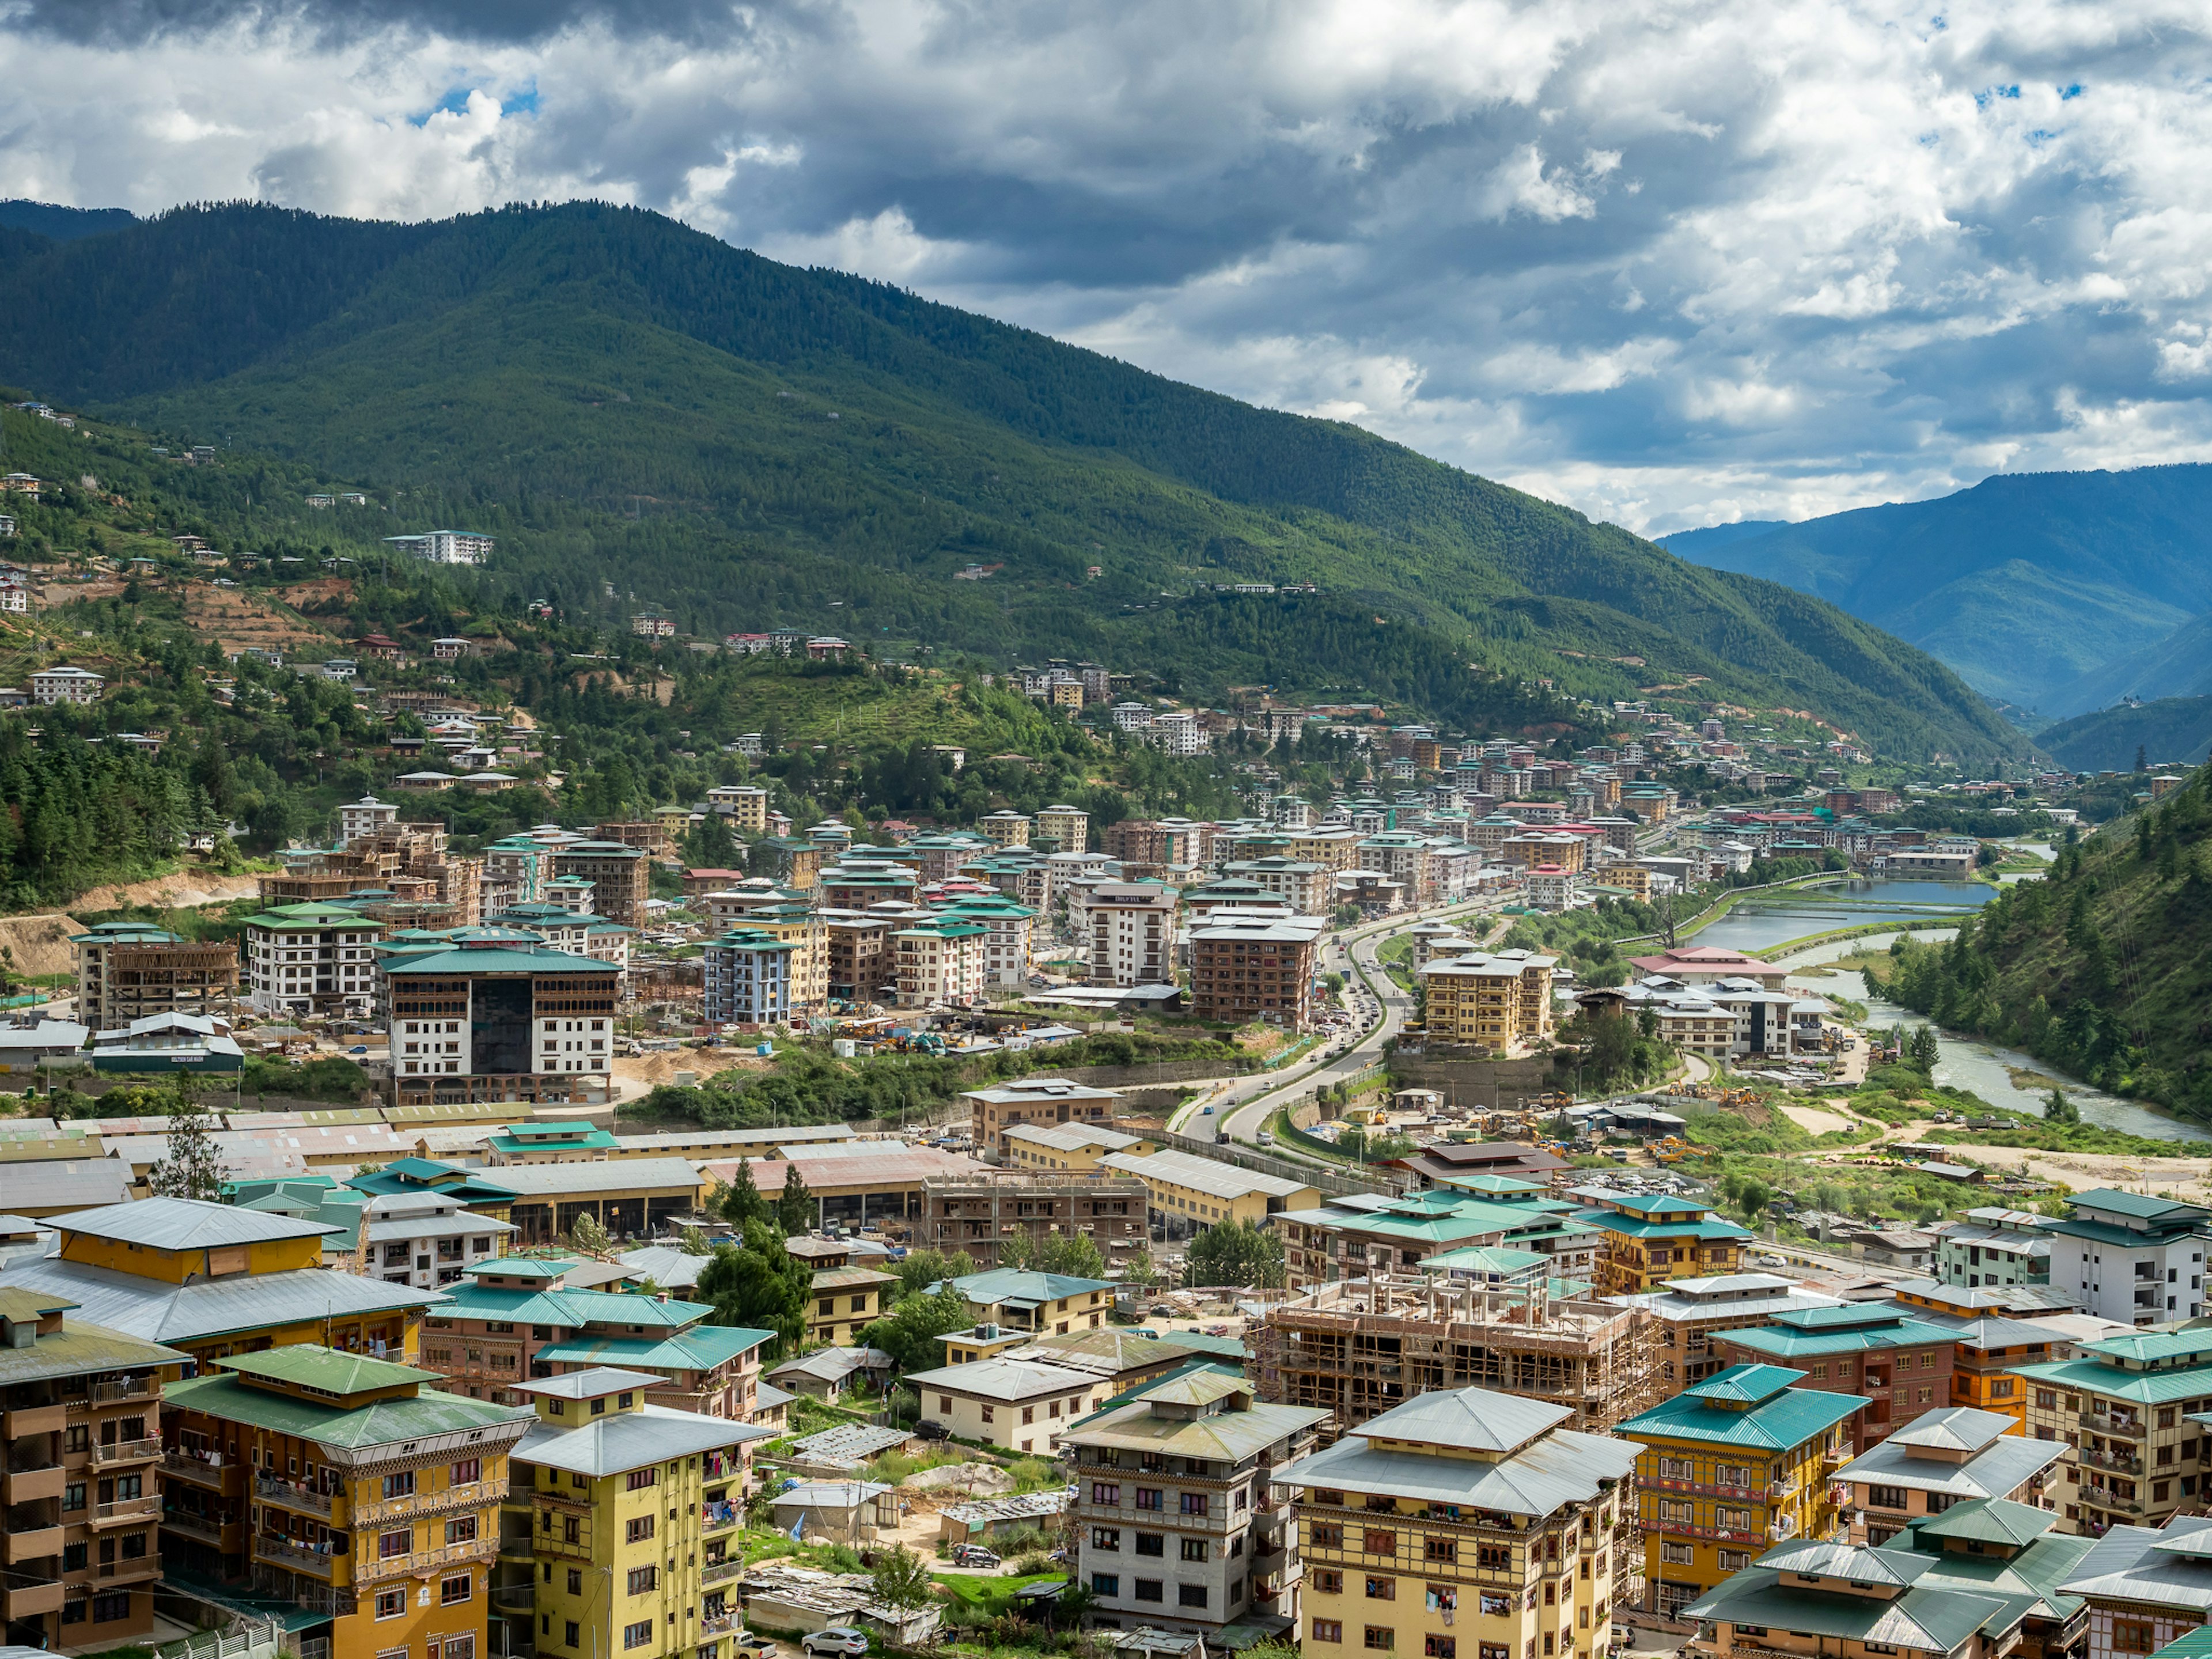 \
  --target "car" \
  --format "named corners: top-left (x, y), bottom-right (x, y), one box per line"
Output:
top-left (1149, 1304), bottom-right (1177, 1317)
top-left (801, 1631), bottom-right (870, 1657)
top-left (738, 1638), bottom-right (779, 1658)
top-left (952, 1544), bottom-right (1001, 1567)
top-left (348, 1044), bottom-right (368, 1055)
top-left (1255, 1131), bottom-right (1275, 1146)
top-left (914, 1419), bottom-right (950, 1441)
top-left (1216, 1132), bottom-right (1232, 1144)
